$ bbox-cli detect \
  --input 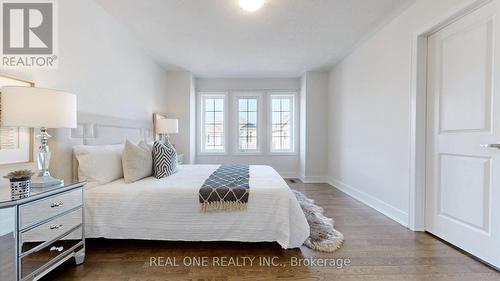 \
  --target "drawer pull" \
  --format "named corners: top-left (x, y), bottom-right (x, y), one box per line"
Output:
top-left (49, 224), bottom-right (63, 230)
top-left (50, 246), bottom-right (64, 252)
top-left (50, 201), bottom-right (64, 208)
